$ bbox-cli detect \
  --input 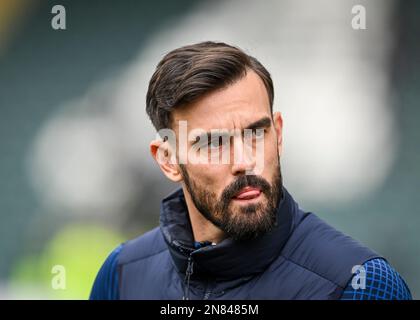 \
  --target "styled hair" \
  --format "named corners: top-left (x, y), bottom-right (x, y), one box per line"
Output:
top-left (146, 41), bottom-right (274, 131)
